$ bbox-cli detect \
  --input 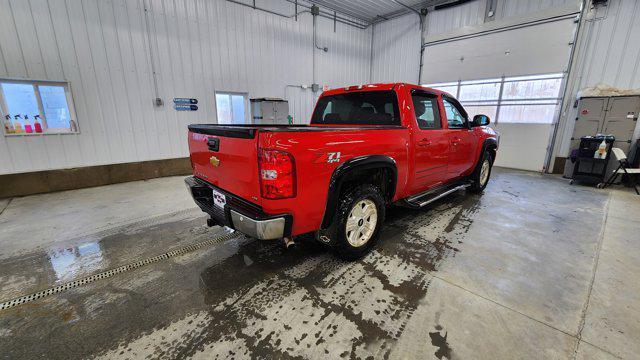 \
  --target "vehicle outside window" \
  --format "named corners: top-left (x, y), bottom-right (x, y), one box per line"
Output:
top-left (311, 90), bottom-right (400, 126)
